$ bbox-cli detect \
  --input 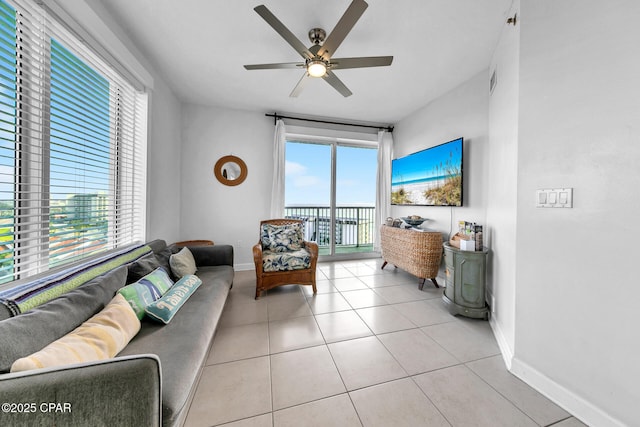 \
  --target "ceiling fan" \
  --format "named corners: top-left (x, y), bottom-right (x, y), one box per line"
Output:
top-left (244, 0), bottom-right (393, 97)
